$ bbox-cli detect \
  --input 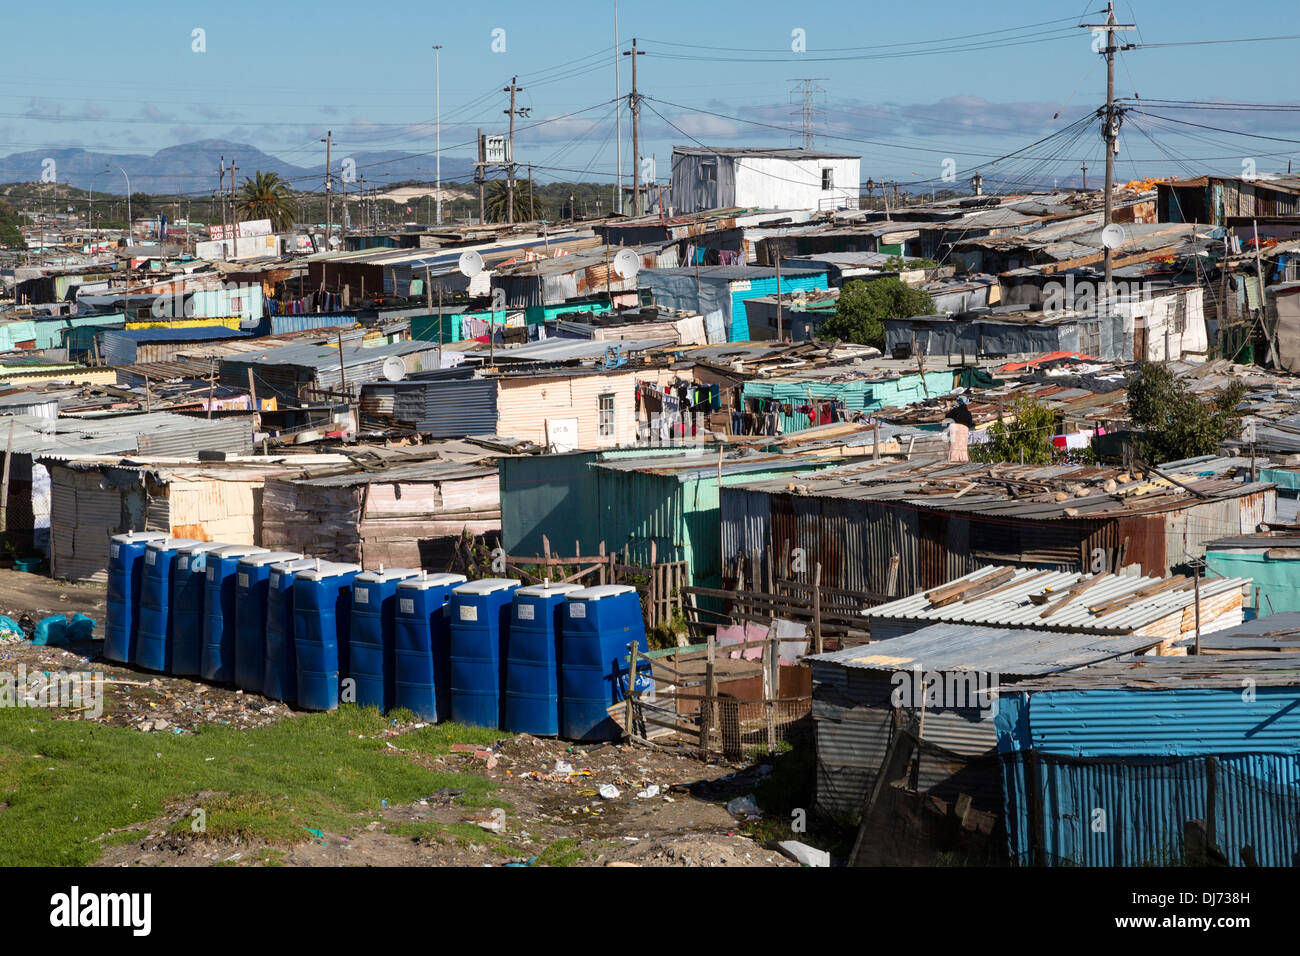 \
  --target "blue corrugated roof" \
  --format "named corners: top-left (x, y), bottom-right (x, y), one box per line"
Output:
top-left (102, 327), bottom-right (252, 343)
